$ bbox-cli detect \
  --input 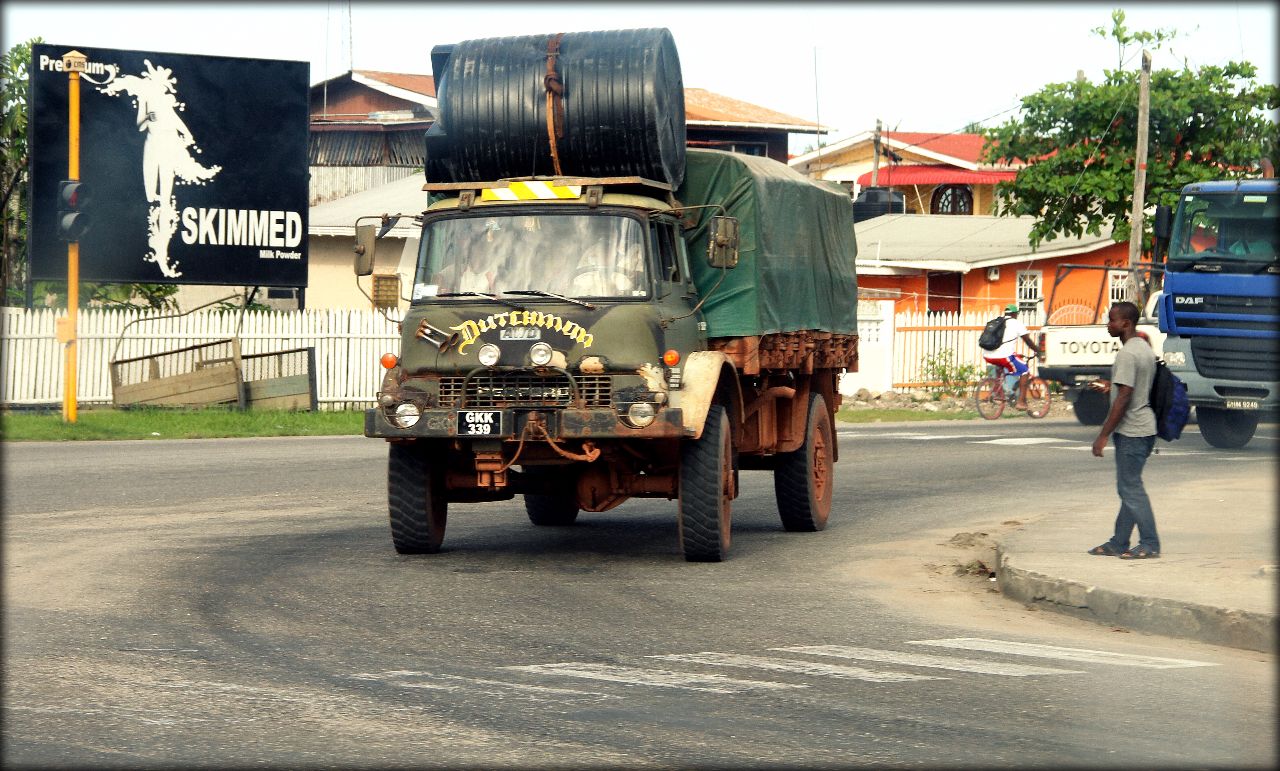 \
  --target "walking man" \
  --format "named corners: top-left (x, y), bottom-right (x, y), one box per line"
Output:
top-left (1088, 301), bottom-right (1160, 559)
